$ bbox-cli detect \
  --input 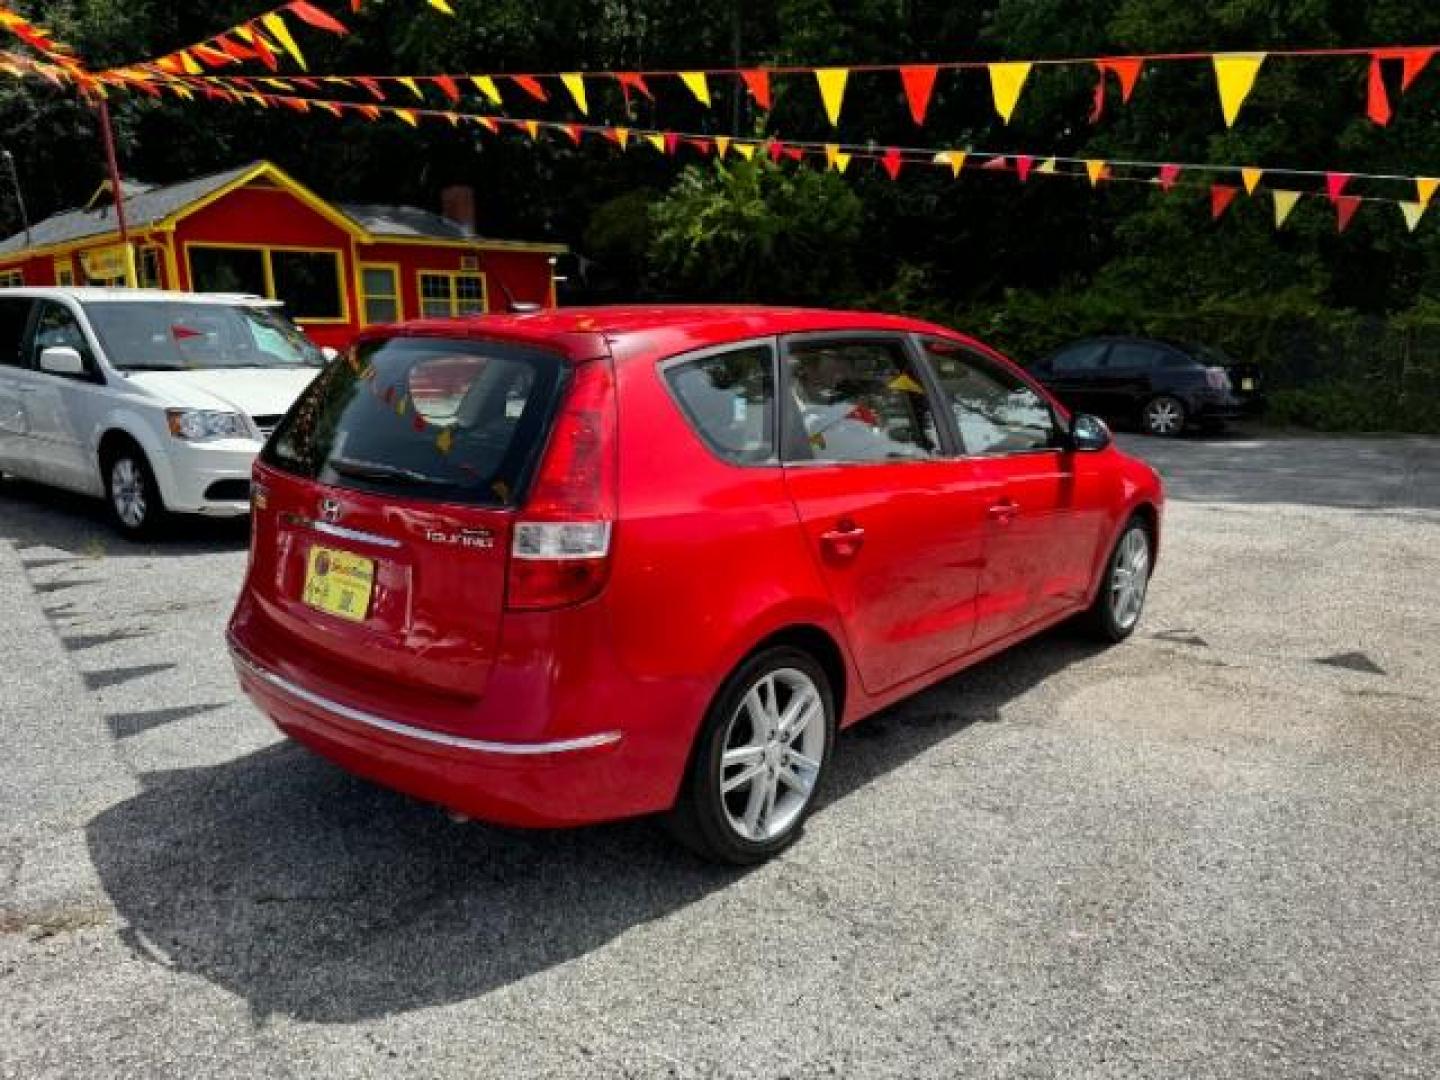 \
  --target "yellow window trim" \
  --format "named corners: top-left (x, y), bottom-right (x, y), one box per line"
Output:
top-left (53, 258), bottom-right (76, 286)
top-left (416, 270), bottom-right (488, 318)
top-left (358, 261), bottom-right (404, 326)
top-left (0, 268), bottom-right (24, 287)
top-left (183, 241), bottom-right (351, 324)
